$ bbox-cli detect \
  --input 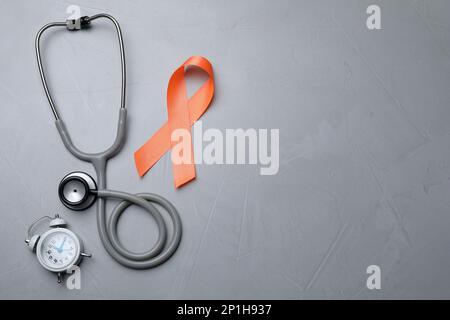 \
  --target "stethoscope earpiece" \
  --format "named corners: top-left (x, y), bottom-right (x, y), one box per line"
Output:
top-left (58, 172), bottom-right (97, 211)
